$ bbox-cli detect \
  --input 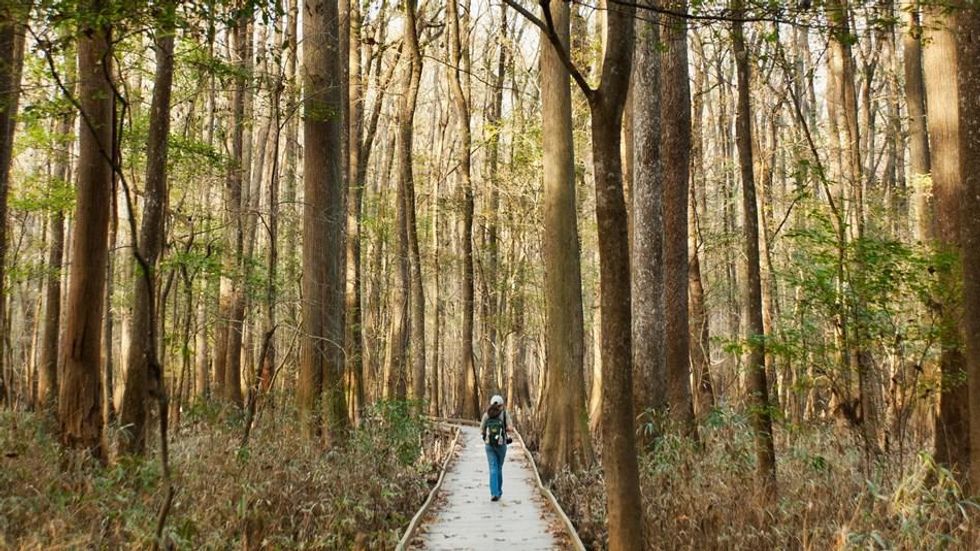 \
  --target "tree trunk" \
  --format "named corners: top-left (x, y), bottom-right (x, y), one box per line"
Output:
top-left (537, 0), bottom-right (593, 478)
top-left (404, 0), bottom-right (426, 403)
top-left (589, 49), bottom-right (645, 551)
top-left (345, 0), bottom-right (364, 420)
top-left (903, 0), bottom-right (932, 241)
top-left (0, 0), bottom-right (31, 409)
top-left (118, 8), bottom-right (175, 455)
top-left (688, 47), bottom-right (714, 415)
top-left (214, 7), bottom-right (251, 407)
top-left (732, 1), bottom-right (777, 491)
top-left (300, 0), bottom-right (349, 445)
top-left (102, 197), bottom-right (117, 424)
top-left (194, 299), bottom-right (209, 399)
top-left (827, 0), bottom-right (881, 456)
top-left (688, 186), bottom-right (714, 415)
top-left (630, 1), bottom-right (667, 439)
top-left (956, 0), bottom-right (980, 495)
top-left (59, 0), bottom-right (112, 459)
top-left (448, 0), bottom-right (479, 419)
top-left (923, 4), bottom-right (970, 482)
top-left (660, 0), bottom-right (695, 433)
top-left (39, 74), bottom-right (75, 411)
